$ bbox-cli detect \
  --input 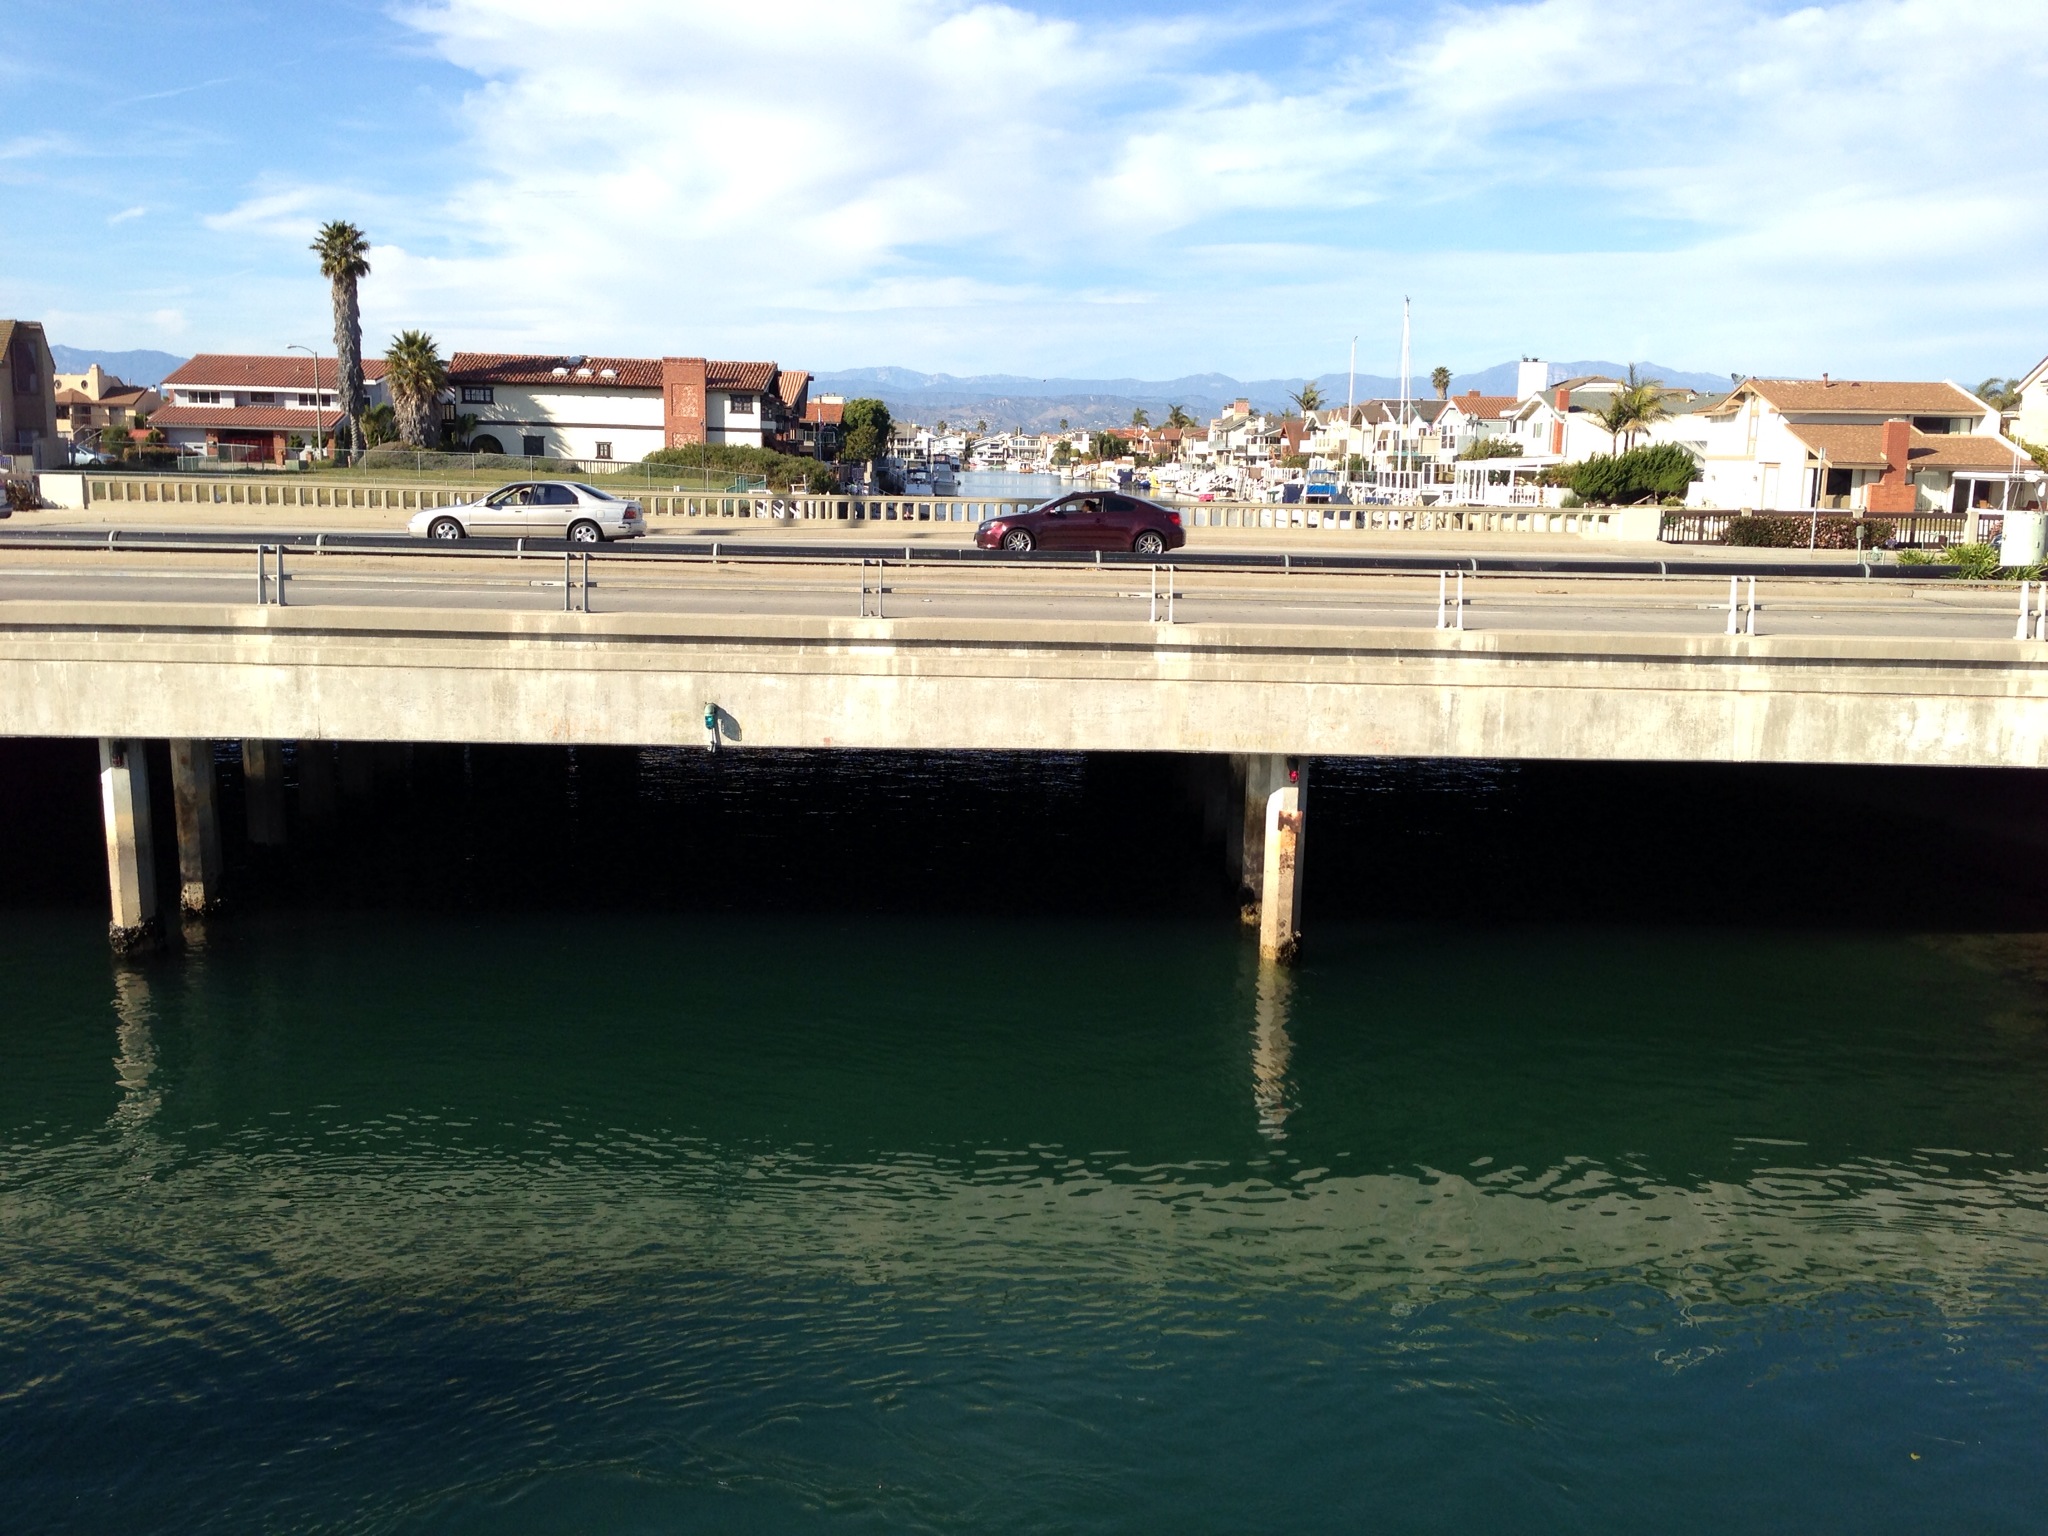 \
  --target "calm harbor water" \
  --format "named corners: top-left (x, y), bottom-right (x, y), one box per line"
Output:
top-left (3, 749), bottom-right (2047, 1532)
